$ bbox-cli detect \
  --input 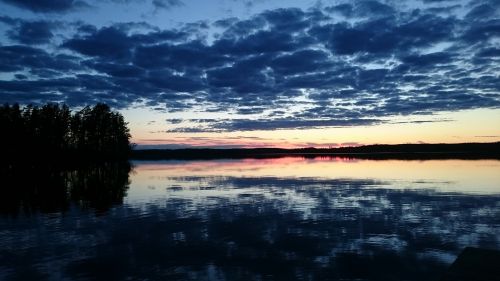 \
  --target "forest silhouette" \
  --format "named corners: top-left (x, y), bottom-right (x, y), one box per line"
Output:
top-left (0, 103), bottom-right (131, 162)
top-left (0, 103), bottom-right (132, 214)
